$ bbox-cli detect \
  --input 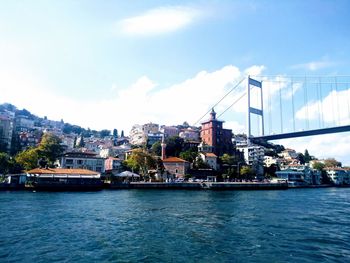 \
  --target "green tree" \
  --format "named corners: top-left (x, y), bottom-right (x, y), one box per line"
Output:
top-left (0, 152), bottom-right (11, 174)
top-left (100, 129), bottom-right (111, 137)
top-left (165, 136), bottom-right (184, 157)
top-left (124, 149), bottom-right (157, 176)
top-left (15, 147), bottom-right (39, 170)
top-left (304, 149), bottom-right (312, 163)
top-left (78, 136), bottom-right (85, 148)
top-left (10, 132), bottom-right (22, 155)
top-left (113, 129), bottom-right (118, 138)
top-left (179, 150), bottom-right (198, 163)
top-left (240, 166), bottom-right (255, 181)
top-left (313, 161), bottom-right (325, 171)
top-left (120, 130), bottom-right (124, 138)
top-left (151, 141), bottom-right (162, 156)
top-left (297, 153), bottom-right (305, 164)
top-left (38, 133), bottom-right (64, 165)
